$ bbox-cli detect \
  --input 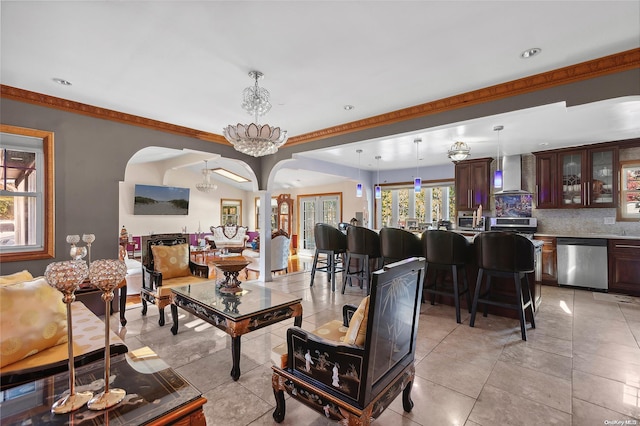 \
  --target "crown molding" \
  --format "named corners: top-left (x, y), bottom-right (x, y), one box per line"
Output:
top-left (286, 48), bottom-right (640, 146)
top-left (2, 48), bottom-right (638, 148)
top-left (0, 86), bottom-right (230, 145)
